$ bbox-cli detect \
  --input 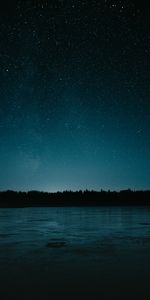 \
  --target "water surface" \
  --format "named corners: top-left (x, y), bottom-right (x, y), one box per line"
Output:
top-left (0, 206), bottom-right (150, 299)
